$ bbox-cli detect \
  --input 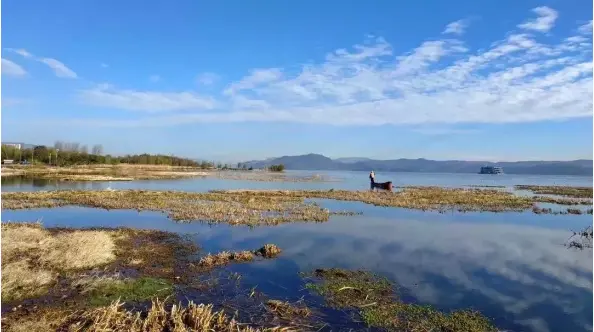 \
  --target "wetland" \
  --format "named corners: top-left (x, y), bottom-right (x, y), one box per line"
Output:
top-left (1, 170), bottom-right (592, 331)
